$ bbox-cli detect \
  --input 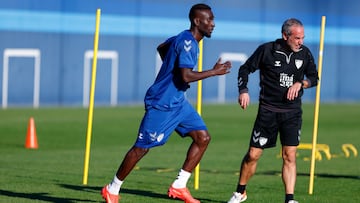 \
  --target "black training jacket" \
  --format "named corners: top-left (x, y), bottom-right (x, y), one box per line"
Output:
top-left (238, 38), bottom-right (319, 110)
